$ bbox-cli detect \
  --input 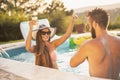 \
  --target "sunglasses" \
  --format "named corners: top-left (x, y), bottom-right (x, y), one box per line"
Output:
top-left (41, 31), bottom-right (51, 35)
